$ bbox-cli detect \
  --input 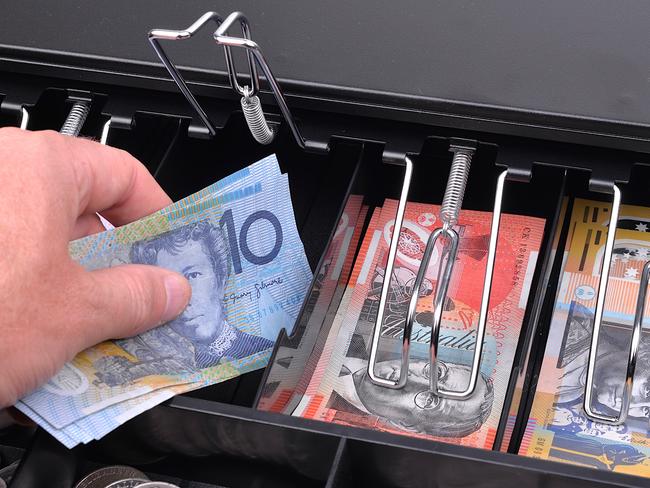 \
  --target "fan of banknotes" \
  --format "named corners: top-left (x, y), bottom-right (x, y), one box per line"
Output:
top-left (520, 198), bottom-right (650, 477)
top-left (16, 154), bottom-right (314, 448)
